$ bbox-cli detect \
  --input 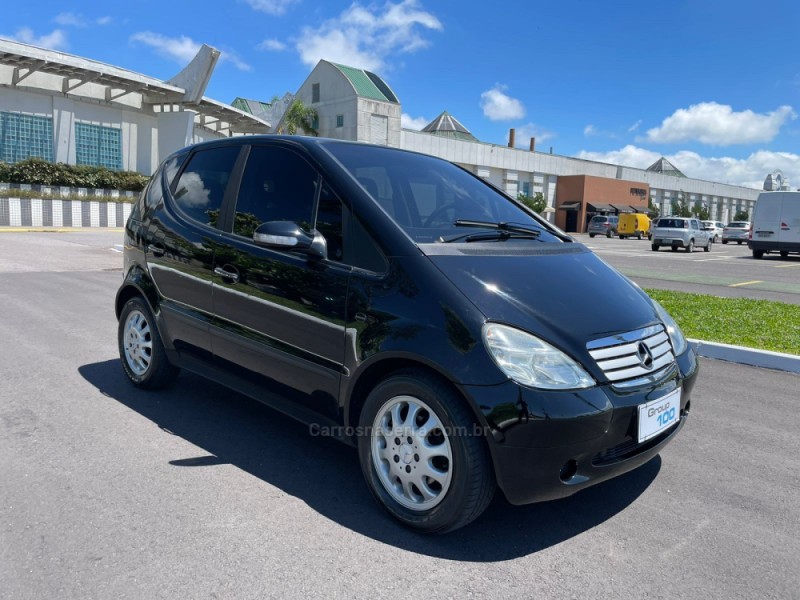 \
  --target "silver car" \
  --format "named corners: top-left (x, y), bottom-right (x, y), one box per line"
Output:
top-left (587, 215), bottom-right (618, 238)
top-left (722, 221), bottom-right (750, 244)
top-left (701, 220), bottom-right (725, 243)
top-left (651, 217), bottom-right (712, 253)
